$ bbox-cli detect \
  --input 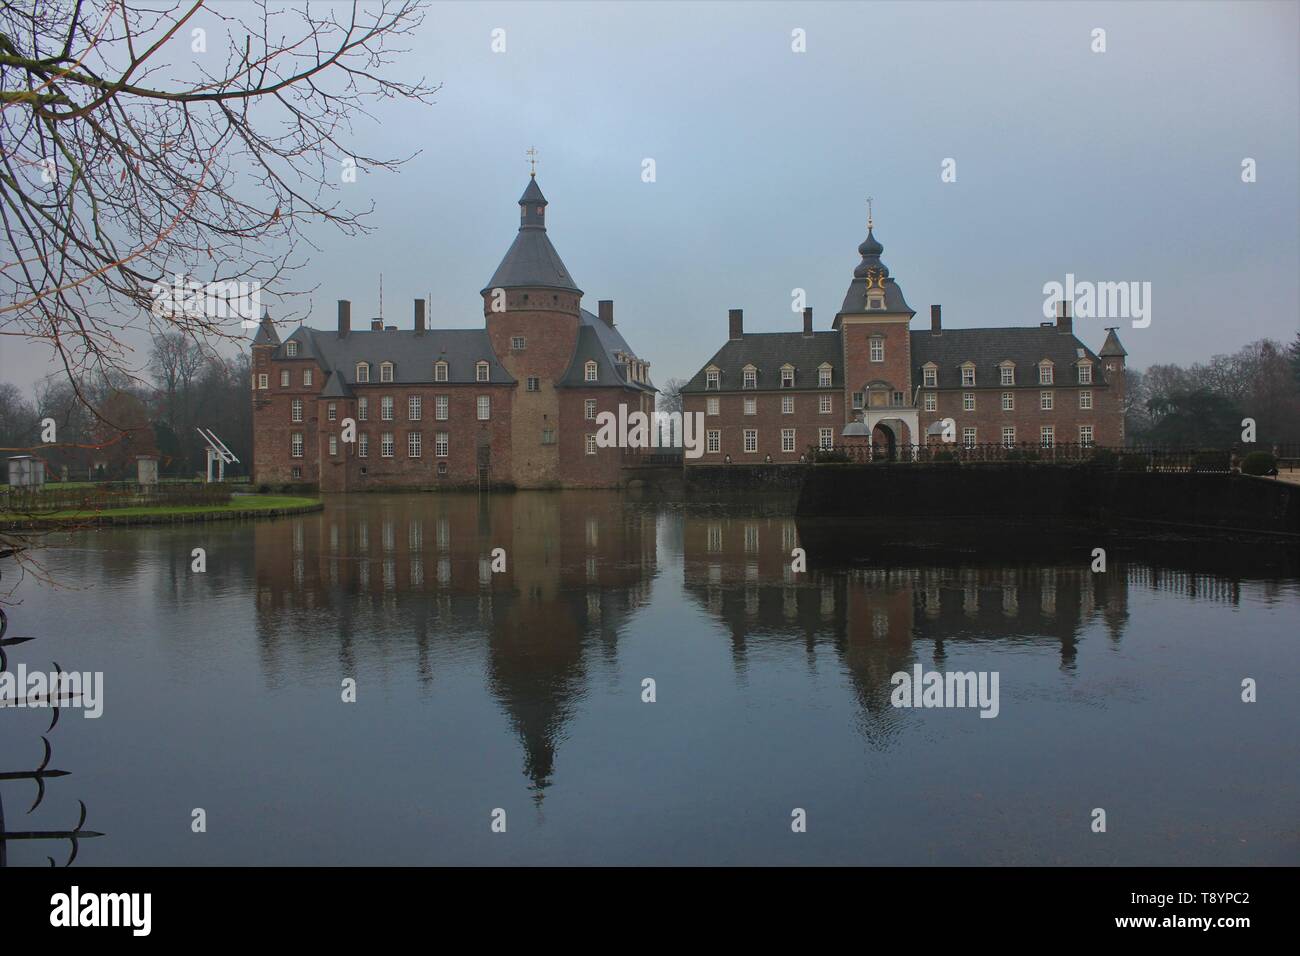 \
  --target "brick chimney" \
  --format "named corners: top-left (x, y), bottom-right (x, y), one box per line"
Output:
top-left (931, 304), bottom-right (942, 334)
top-left (598, 299), bottom-right (614, 327)
top-left (1056, 300), bottom-right (1072, 334)
top-left (729, 308), bottom-right (744, 341)
top-left (802, 307), bottom-right (813, 336)
top-left (337, 299), bottom-right (351, 337)
top-left (414, 298), bottom-right (426, 333)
